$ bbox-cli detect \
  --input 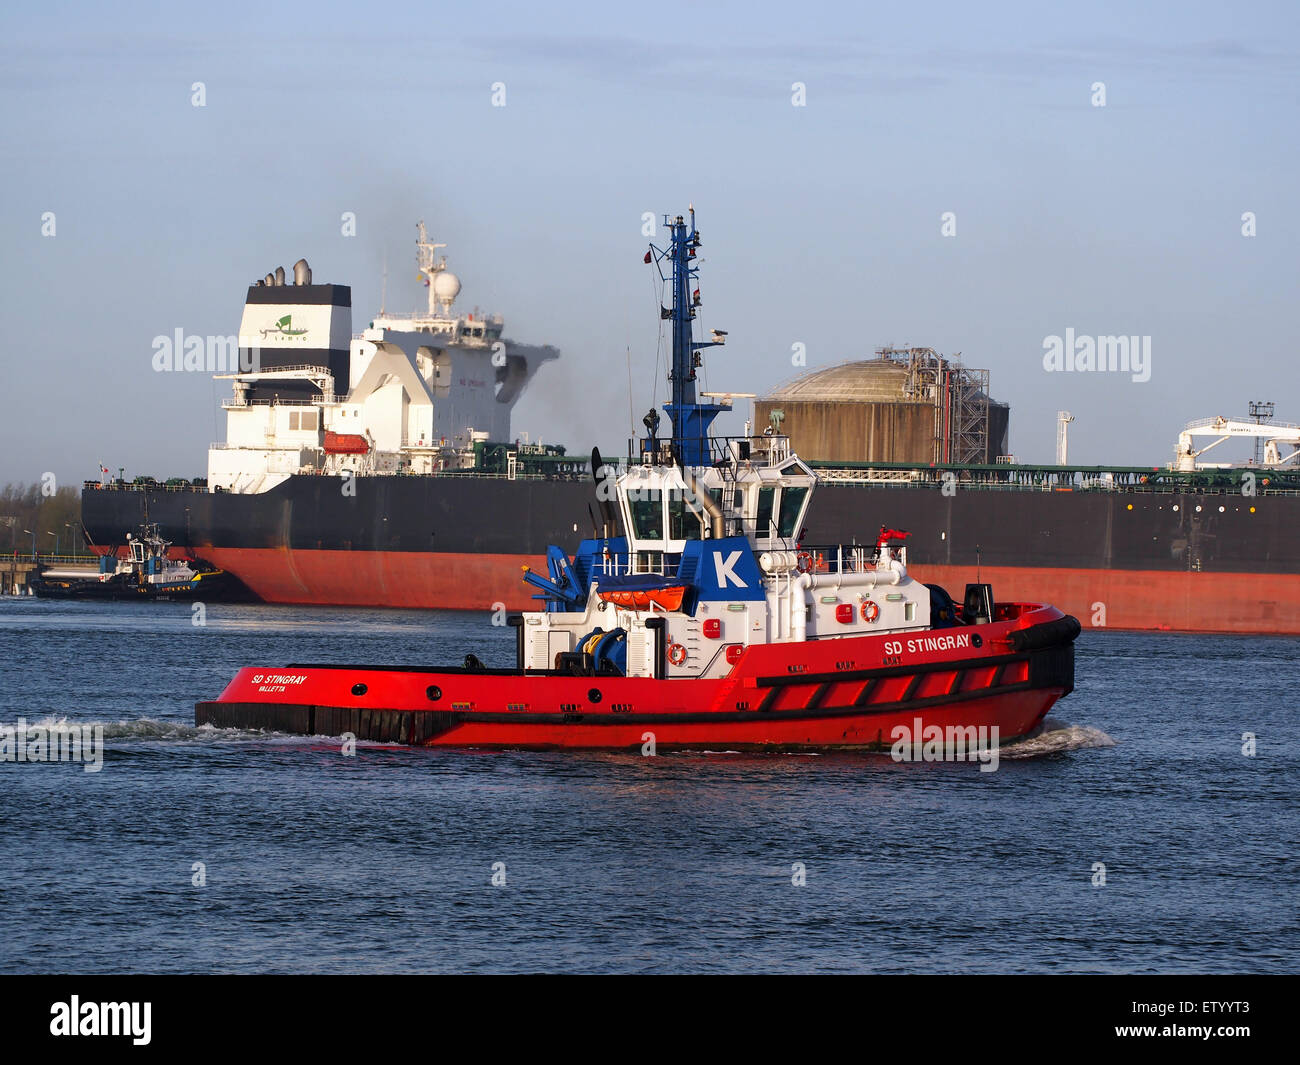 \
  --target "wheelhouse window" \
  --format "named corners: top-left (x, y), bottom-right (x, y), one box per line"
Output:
top-left (668, 495), bottom-right (700, 540)
top-left (777, 486), bottom-right (807, 539)
top-left (756, 486), bottom-right (776, 538)
top-left (630, 490), bottom-right (663, 540)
